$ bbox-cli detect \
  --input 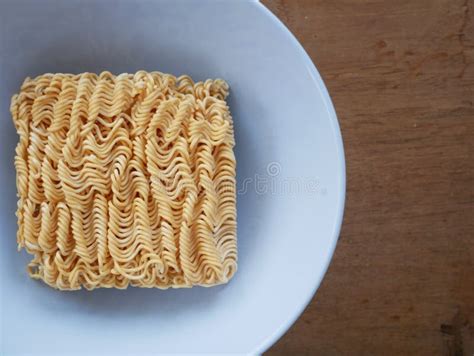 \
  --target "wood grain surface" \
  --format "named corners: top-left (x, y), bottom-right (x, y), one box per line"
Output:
top-left (262, 0), bottom-right (474, 355)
